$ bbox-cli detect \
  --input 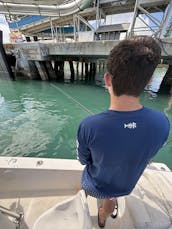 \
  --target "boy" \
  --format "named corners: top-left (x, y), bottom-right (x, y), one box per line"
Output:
top-left (77, 36), bottom-right (170, 227)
